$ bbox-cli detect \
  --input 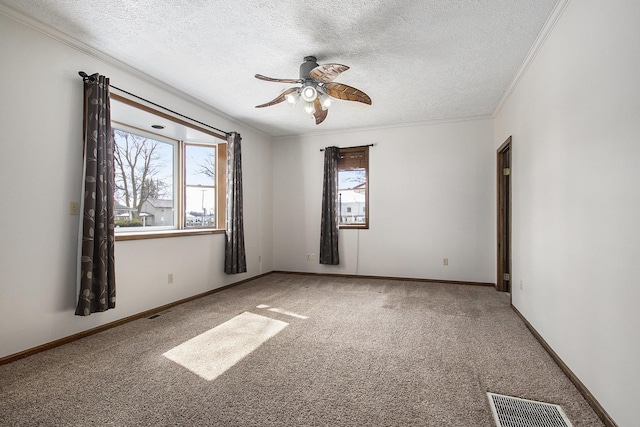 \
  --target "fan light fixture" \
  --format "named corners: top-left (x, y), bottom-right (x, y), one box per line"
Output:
top-left (303, 102), bottom-right (315, 114)
top-left (320, 94), bottom-right (332, 110)
top-left (285, 91), bottom-right (299, 106)
top-left (254, 56), bottom-right (372, 125)
top-left (300, 85), bottom-right (317, 102)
